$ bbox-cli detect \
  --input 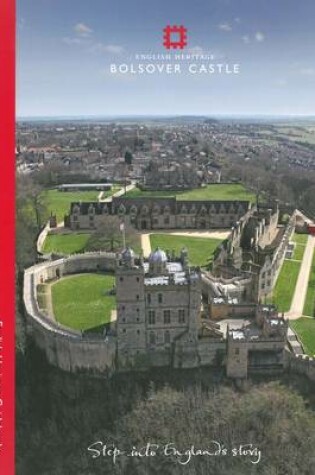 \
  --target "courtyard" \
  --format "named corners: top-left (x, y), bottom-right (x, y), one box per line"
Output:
top-left (149, 233), bottom-right (222, 267)
top-left (51, 273), bottom-right (116, 331)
